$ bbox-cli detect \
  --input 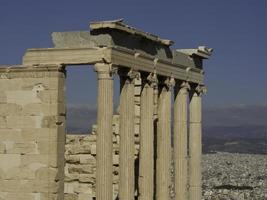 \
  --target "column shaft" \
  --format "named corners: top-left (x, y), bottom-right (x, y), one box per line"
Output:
top-left (189, 89), bottom-right (202, 200)
top-left (119, 71), bottom-right (135, 200)
top-left (174, 82), bottom-right (189, 200)
top-left (138, 77), bottom-right (155, 200)
top-left (156, 83), bottom-right (172, 200)
top-left (95, 63), bottom-right (114, 200)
